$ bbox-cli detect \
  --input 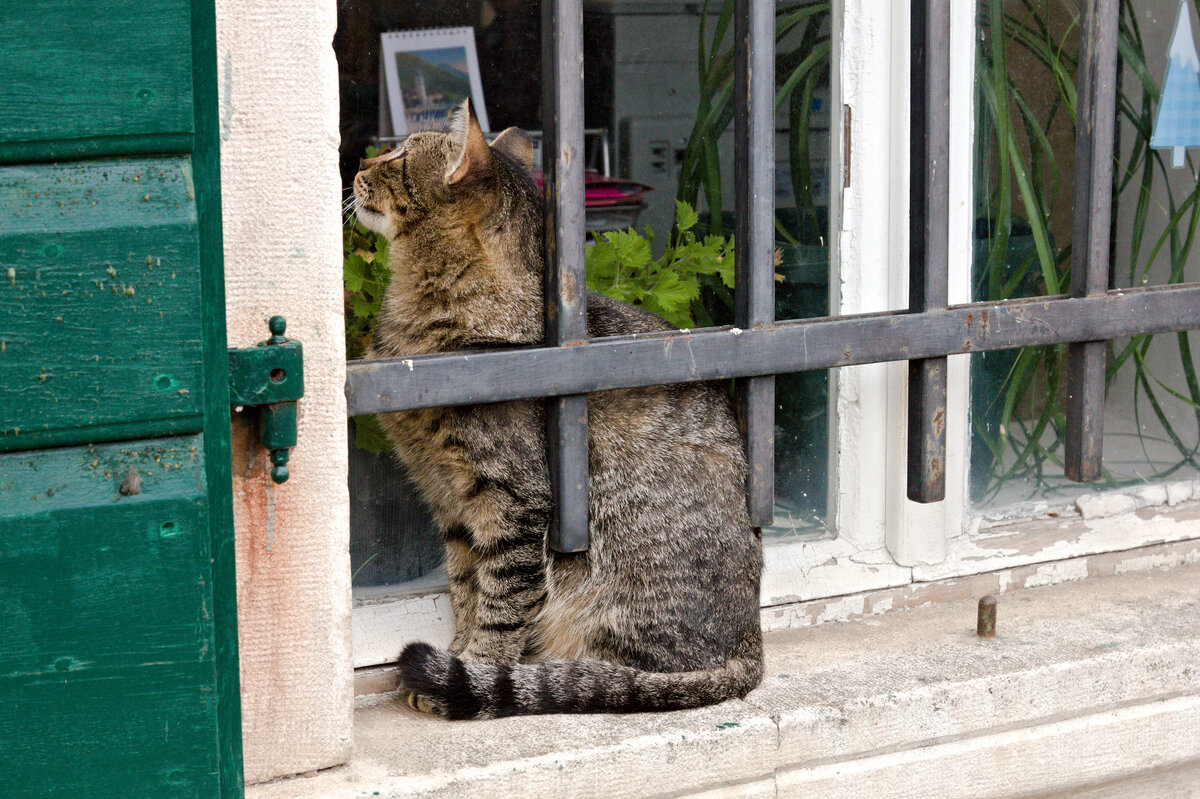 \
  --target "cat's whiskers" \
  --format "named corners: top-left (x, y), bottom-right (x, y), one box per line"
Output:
top-left (342, 194), bottom-right (361, 230)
